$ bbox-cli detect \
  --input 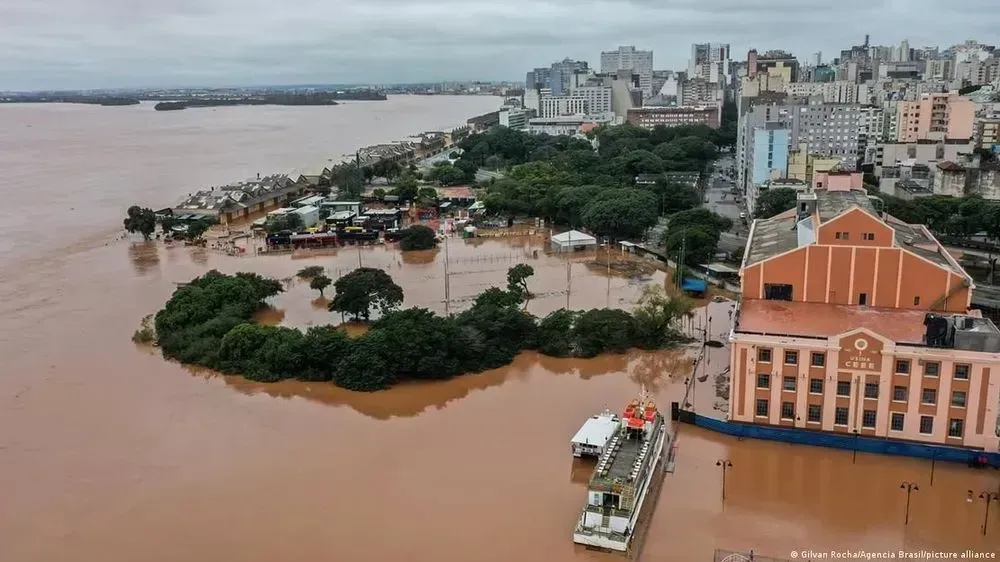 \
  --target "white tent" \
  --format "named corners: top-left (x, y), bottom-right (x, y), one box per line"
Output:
top-left (550, 229), bottom-right (597, 253)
